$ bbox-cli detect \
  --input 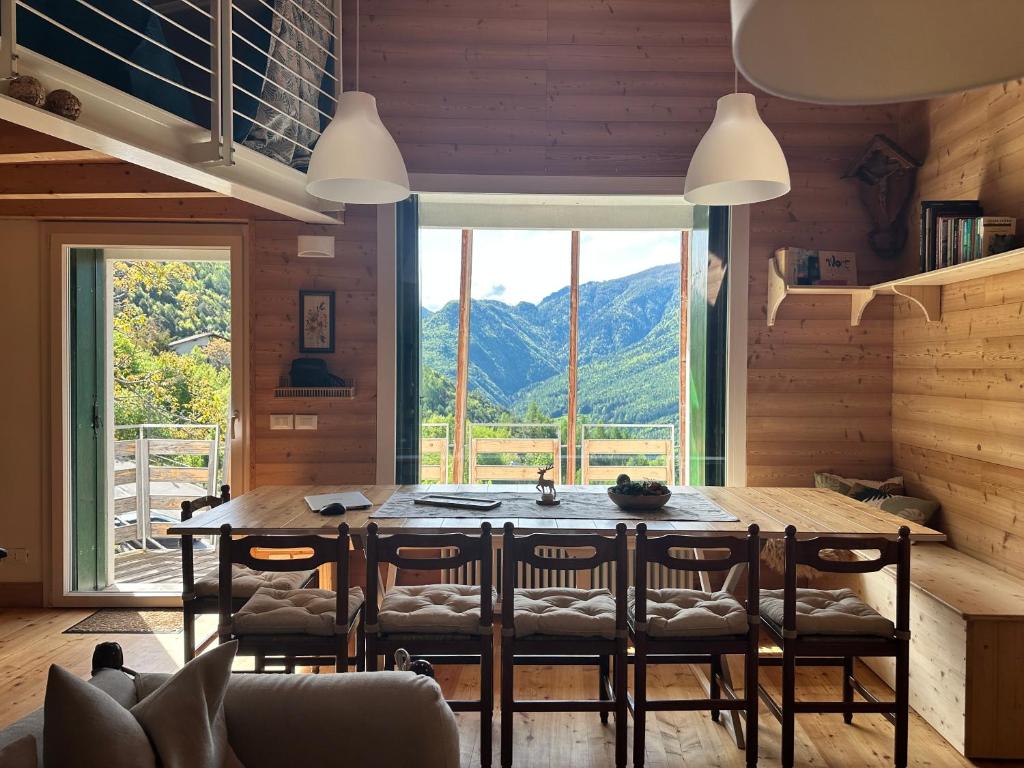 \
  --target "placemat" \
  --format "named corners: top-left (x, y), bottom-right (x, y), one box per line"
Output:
top-left (371, 489), bottom-right (738, 522)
